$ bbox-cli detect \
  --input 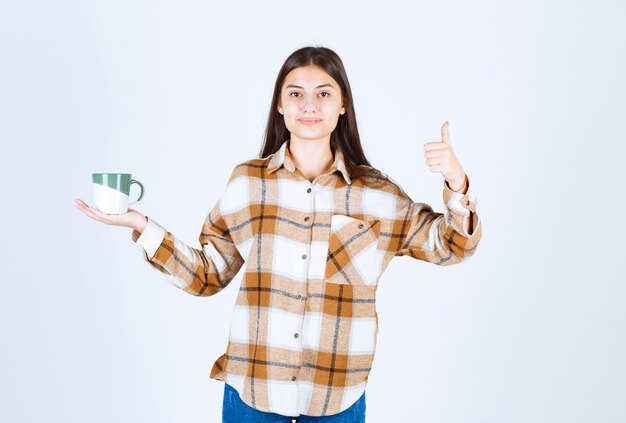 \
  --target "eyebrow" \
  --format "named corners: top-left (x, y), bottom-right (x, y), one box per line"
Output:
top-left (285, 83), bottom-right (335, 89)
